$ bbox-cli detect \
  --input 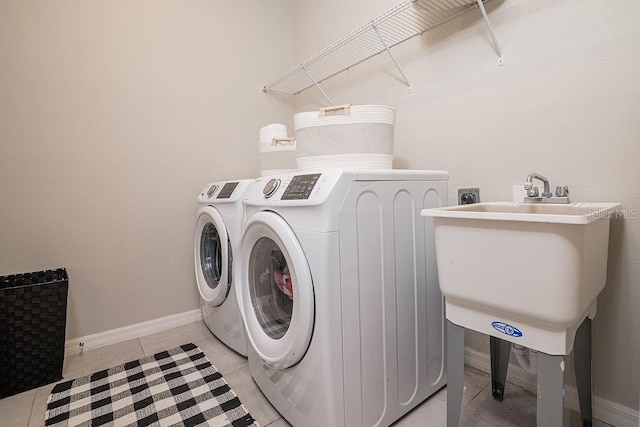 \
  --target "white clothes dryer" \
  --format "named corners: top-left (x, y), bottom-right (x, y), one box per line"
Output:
top-left (195, 179), bottom-right (253, 356)
top-left (234, 169), bottom-right (448, 427)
